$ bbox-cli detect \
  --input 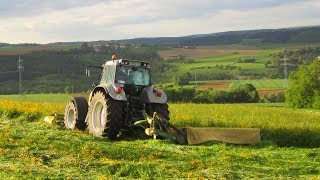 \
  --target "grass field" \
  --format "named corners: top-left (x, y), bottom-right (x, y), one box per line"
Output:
top-left (157, 48), bottom-right (280, 83)
top-left (194, 79), bottom-right (286, 91)
top-left (230, 79), bottom-right (286, 90)
top-left (0, 94), bottom-right (71, 103)
top-left (1, 94), bottom-right (320, 178)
